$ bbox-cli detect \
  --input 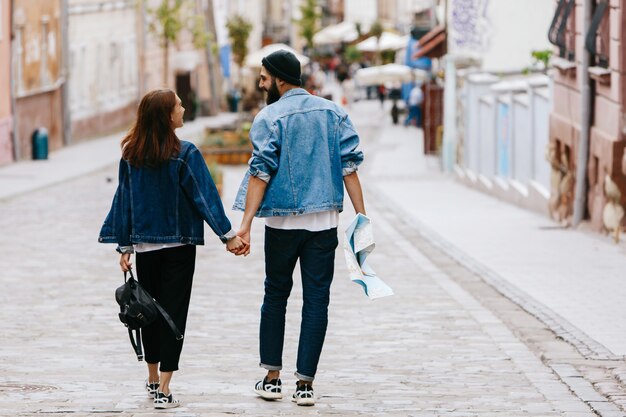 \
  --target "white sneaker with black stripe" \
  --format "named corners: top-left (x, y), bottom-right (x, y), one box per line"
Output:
top-left (254, 377), bottom-right (282, 400)
top-left (292, 382), bottom-right (314, 406)
top-left (145, 379), bottom-right (159, 399)
top-left (154, 390), bottom-right (180, 409)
